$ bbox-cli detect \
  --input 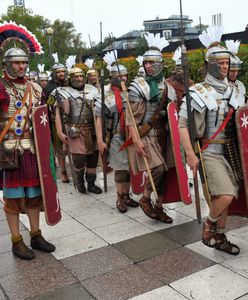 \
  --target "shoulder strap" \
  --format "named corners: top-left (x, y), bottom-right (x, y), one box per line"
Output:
top-left (0, 83), bottom-right (31, 144)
